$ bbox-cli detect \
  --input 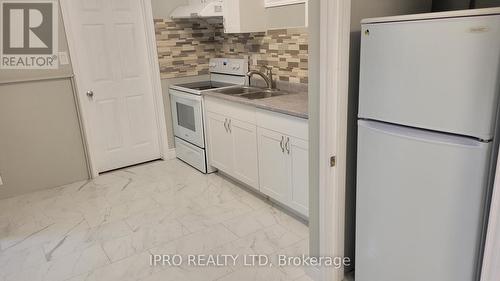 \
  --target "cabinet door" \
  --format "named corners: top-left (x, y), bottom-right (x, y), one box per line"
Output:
top-left (287, 136), bottom-right (309, 217)
top-left (222, 0), bottom-right (240, 33)
top-left (222, 0), bottom-right (266, 33)
top-left (230, 119), bottom-right (259, 190)
top-left (206, 112), bottom-right (233, 173)
top-left (257, 128), bottom-right (288, 204)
